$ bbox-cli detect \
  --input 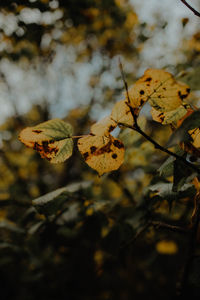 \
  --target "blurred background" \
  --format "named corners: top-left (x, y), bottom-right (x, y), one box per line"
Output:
top-left (0, 0), bottom-right (200, 299)
top-left (0, 0), bottom-right (199, 124)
